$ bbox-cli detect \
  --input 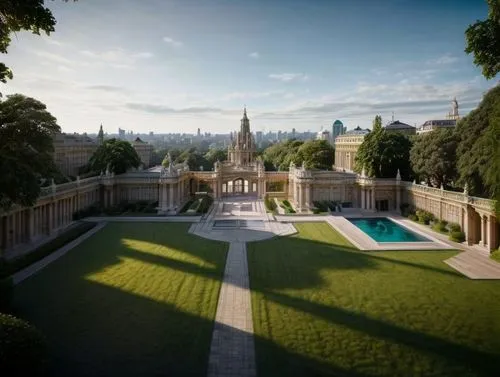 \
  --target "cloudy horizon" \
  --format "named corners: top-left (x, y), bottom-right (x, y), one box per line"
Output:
top-left (1, 0), bottom-right (497, 135)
